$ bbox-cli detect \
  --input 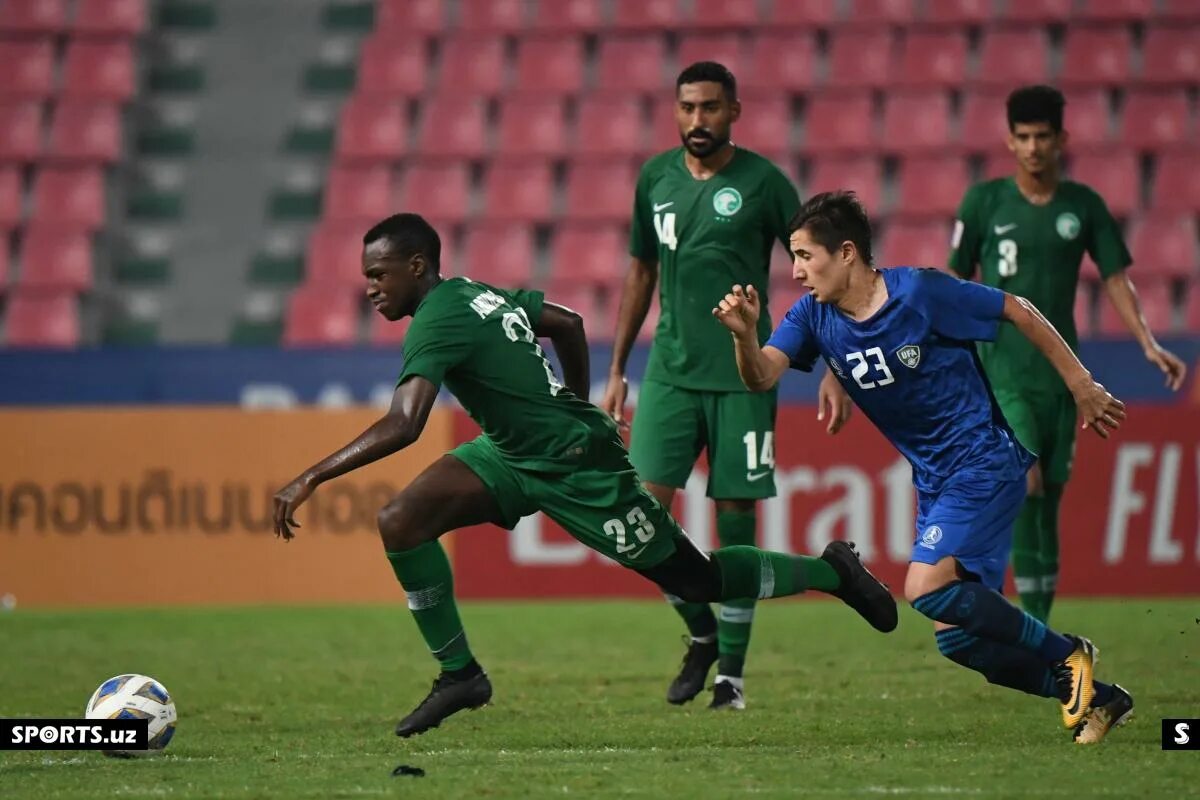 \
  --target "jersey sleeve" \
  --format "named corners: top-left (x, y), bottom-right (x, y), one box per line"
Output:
top-left (764, 296), bottom-right (821, 372)
top-left (1083, 188), bottom-right (1133, 278)
top-left (948, 184), bottom-right (986, 278)
top-left (913, 268), bottom-right (1006, 343)
top-left (767, 167), bottom-right (802, 252)
top-left (628, 162), bottom-right (658, 262)
top-left (396, 307), bottom-right (473, 388)
top-left (505, 287), bottom-right (546, 327)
